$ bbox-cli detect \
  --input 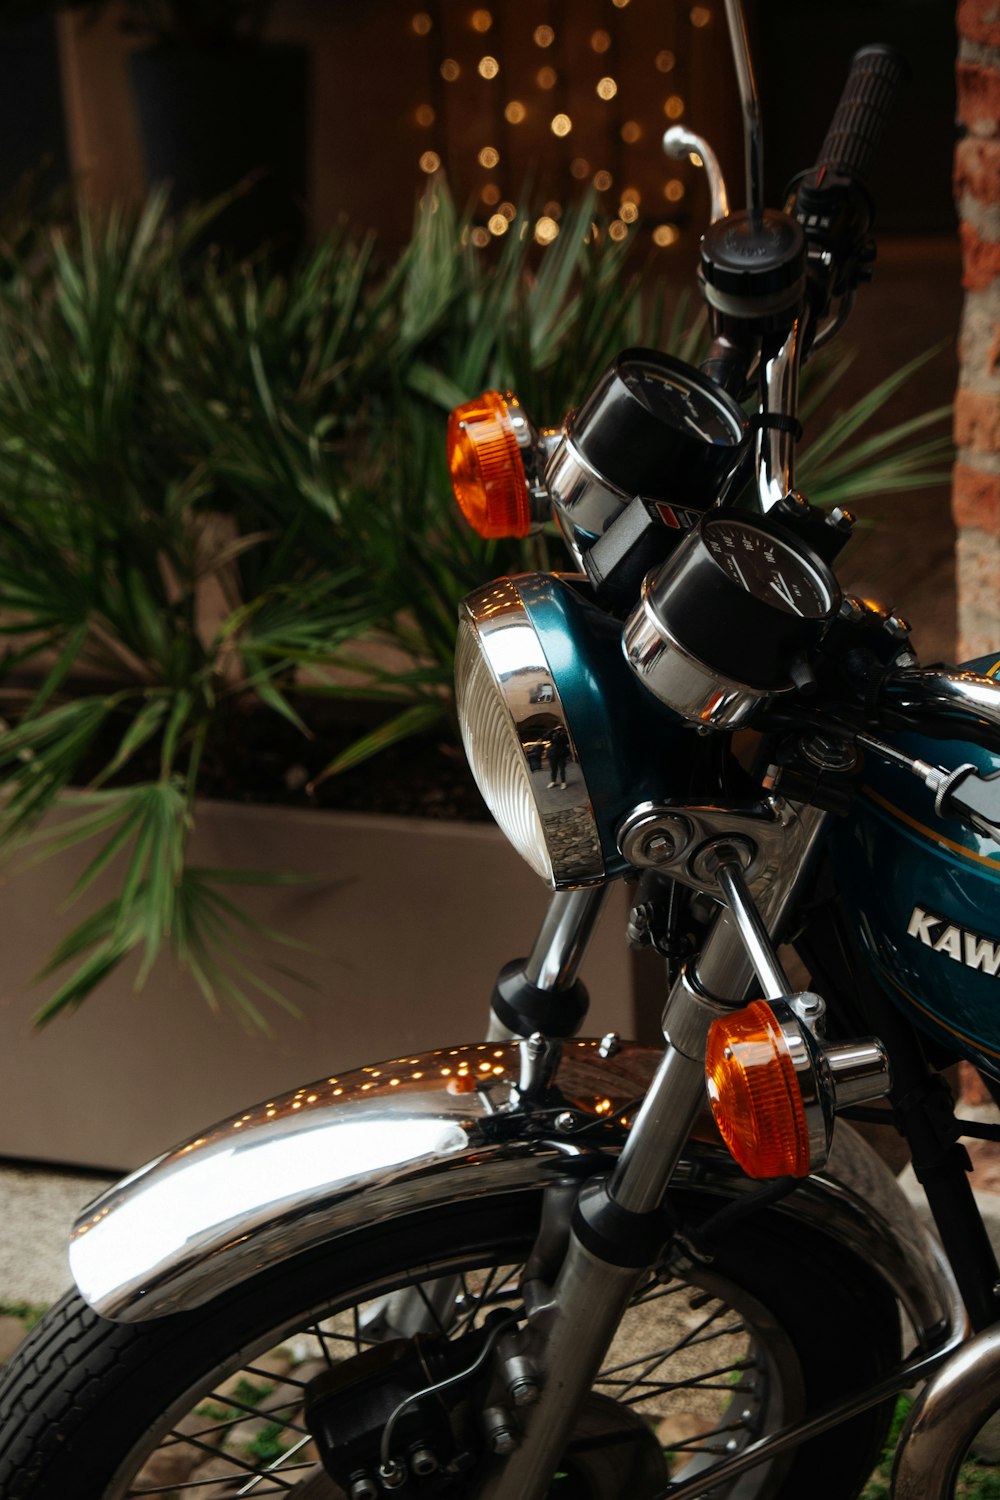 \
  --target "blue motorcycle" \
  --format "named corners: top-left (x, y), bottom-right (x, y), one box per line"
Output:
top-left (0, 4), bottom-right (994, 1497)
